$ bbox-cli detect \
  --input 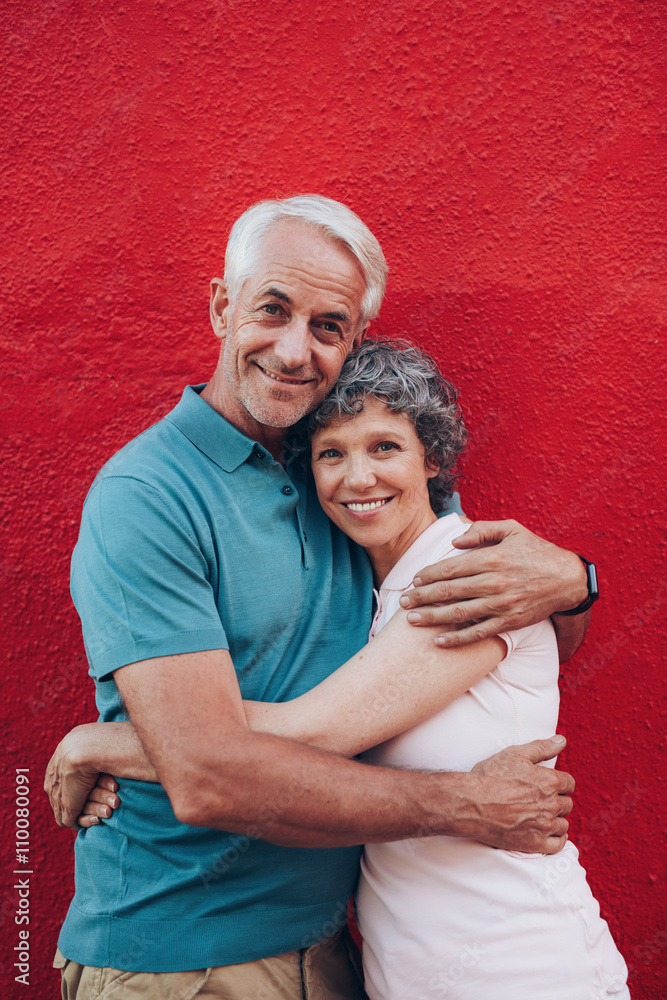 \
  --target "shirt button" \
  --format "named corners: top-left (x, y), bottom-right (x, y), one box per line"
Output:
top-left (253, 446), bottom-right (263, 459)
top-left (282, 485), bottom-right (294, 495)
